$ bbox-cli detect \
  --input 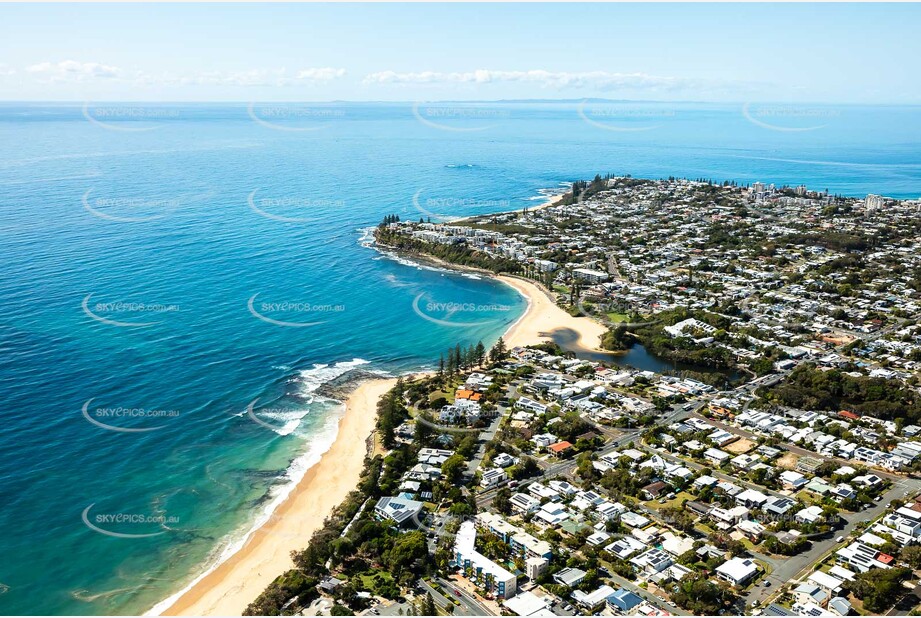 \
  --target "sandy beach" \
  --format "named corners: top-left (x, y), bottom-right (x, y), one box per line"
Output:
top-left (498, 275), bottom-right (607, 351)
top-left (156, 378), bottom-right (396, 616)
top-left (530, 191), bottom-right (565, 212)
